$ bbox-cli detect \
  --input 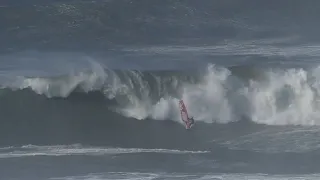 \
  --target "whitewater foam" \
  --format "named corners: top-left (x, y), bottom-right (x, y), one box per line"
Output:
top-left (243, 67), bottom-right (320, 125)
top-left (0, 144), bottom-right (210, 159)
top-left (117, 63), bottom-right (320, 126)
top-left (116, 64), bottom-right (233, 123)
top-left (51, 172), bottom-right (320, 180)
top-left (3, 59), bottom-right (320, 126)
top-left (18, 61), bottom-right (107, 98)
